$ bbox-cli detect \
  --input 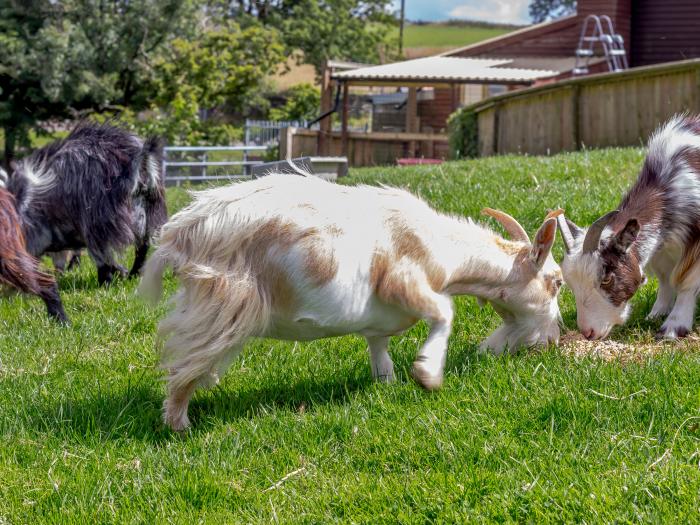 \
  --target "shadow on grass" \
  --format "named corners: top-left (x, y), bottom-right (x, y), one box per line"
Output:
top-left (28, 368), bottom-right (379, 442)
top-left (190, 373), bottom-right (375, 431)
